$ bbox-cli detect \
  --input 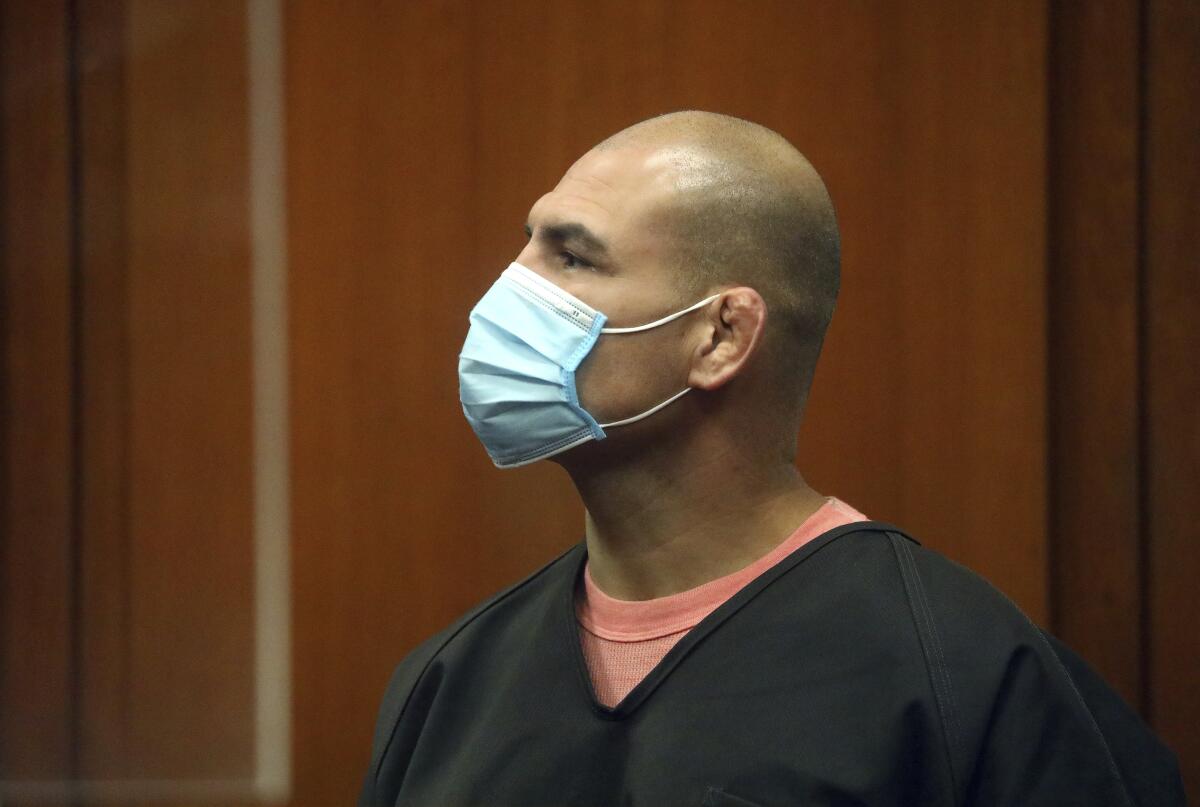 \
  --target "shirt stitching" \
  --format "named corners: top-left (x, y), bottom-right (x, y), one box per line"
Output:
top-left (889, 531), bottom-right (961, 803)
top-left (903, 539), bottom-right (965, 772)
